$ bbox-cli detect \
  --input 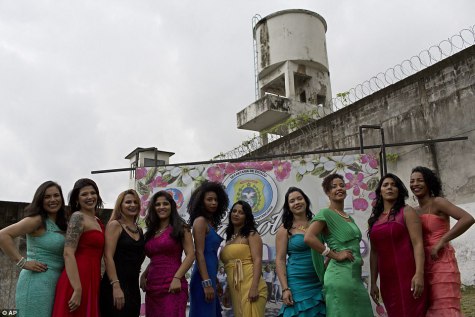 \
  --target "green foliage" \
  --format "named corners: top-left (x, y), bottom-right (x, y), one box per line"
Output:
top-left (385, 153), bottom-right (399, 163)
